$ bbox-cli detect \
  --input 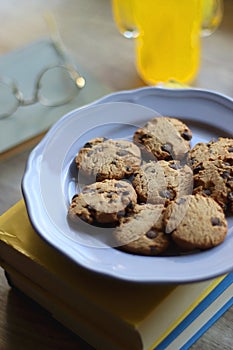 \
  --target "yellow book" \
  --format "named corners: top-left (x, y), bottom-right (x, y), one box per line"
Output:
top-left (0, 200), bottom-right (232, 350)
